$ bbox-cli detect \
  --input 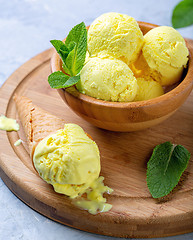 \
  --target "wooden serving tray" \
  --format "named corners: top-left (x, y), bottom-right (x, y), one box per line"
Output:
top-left (0, 48), bottom-right (193, 238)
